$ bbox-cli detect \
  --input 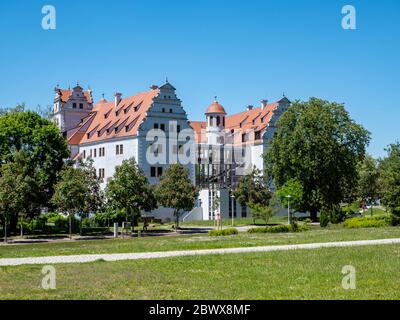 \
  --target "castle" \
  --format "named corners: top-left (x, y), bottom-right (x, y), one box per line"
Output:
top-left (53, 82), bottom-right (290, 221)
